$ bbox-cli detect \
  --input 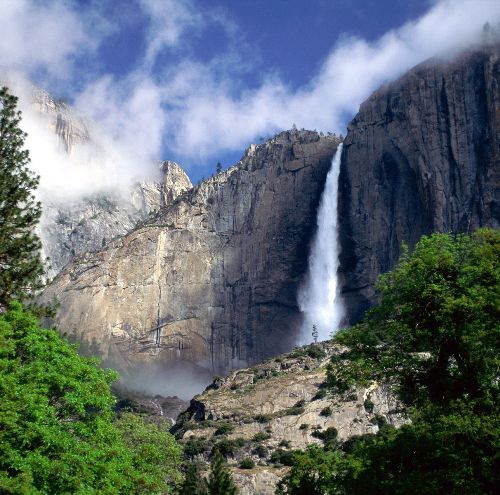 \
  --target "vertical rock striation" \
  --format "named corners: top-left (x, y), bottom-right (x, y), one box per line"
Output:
top-left (339, 43), bottom-right (500, 323)
top-left (41, 130), bottom-right (341, 375)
